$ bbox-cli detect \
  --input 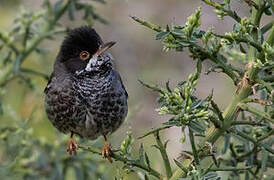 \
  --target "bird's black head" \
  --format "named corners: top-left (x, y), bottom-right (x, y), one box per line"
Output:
top-left (56, 26), bottom-right (115, 77)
